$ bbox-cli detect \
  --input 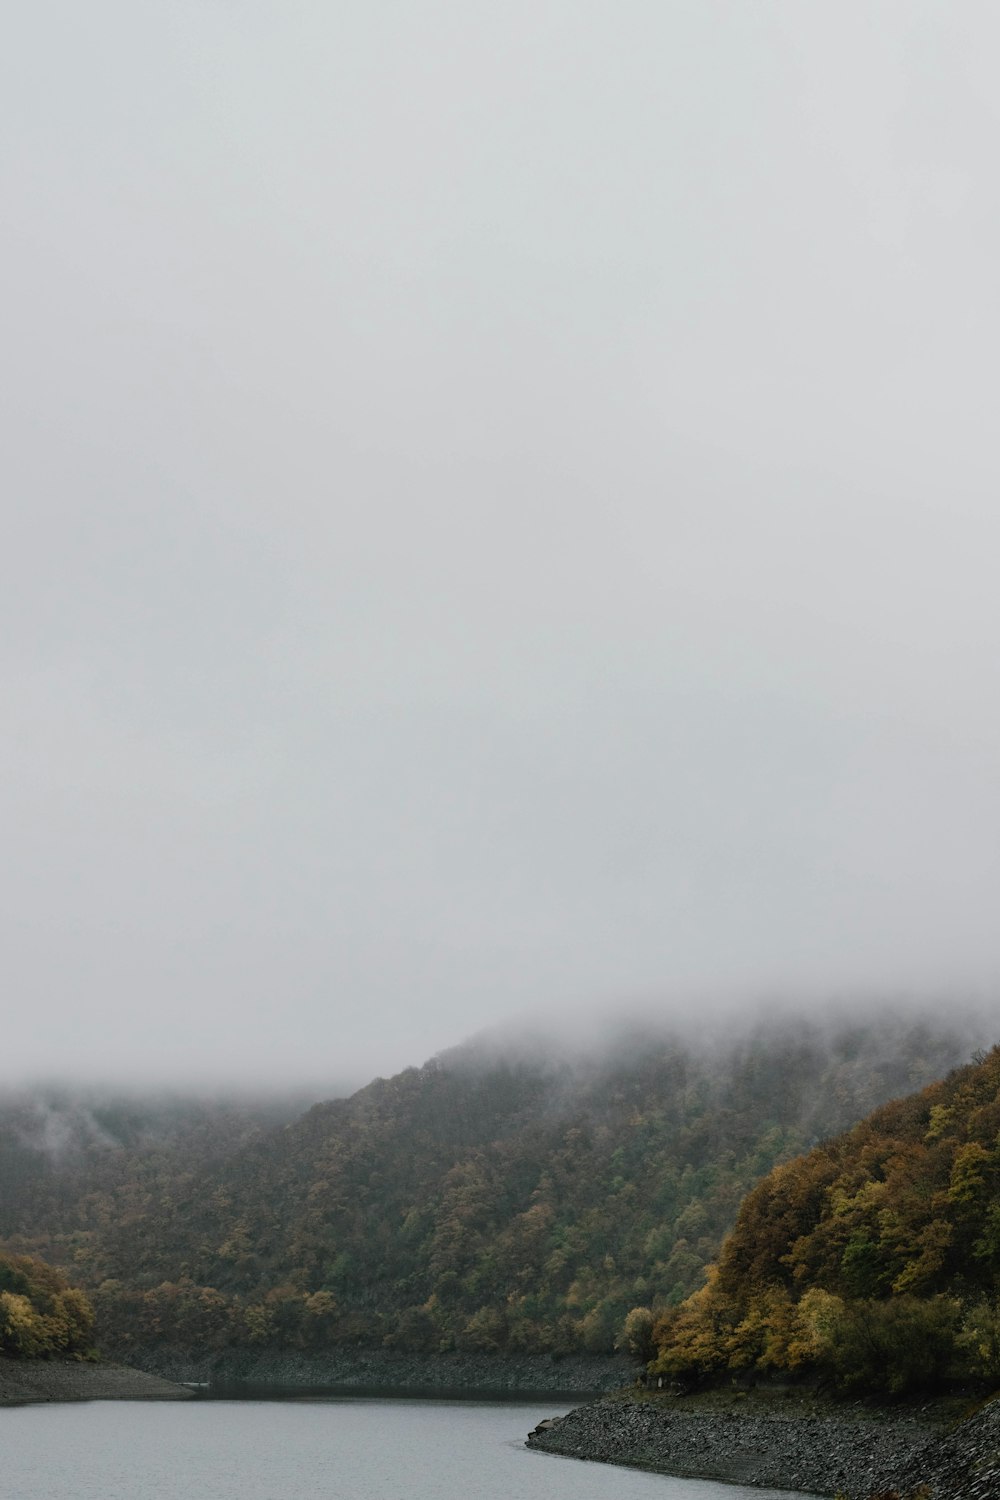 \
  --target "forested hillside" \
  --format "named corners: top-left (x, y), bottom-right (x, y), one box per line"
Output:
top-left (653, 1042), bottom-right (1000, 1392)
top-left (1, 1007), bottom-right (986, 1363)
top-left (0, 1087), bottom-right (311, 1240)
top-left (0, 1252), bottom-right (94, 1360)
